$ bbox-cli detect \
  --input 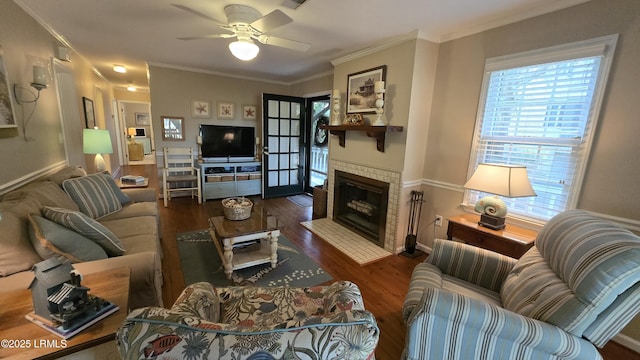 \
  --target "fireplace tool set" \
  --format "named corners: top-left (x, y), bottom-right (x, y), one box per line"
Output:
top-left (402, 190), bottom-right (425, 258)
